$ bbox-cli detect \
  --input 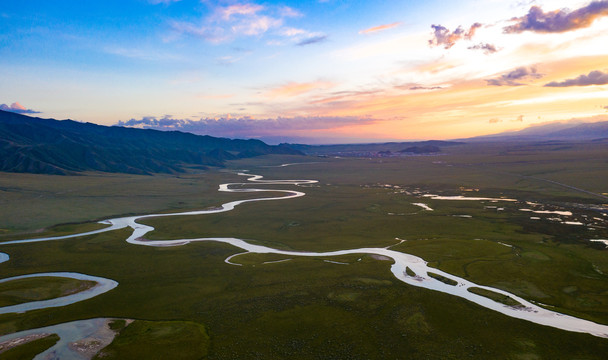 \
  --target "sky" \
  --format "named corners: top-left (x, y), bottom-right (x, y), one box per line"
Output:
top-left (1, 0), bottom-right (608, 144)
